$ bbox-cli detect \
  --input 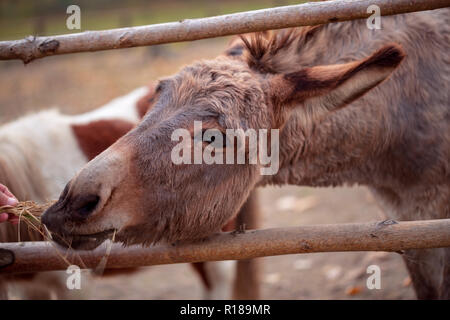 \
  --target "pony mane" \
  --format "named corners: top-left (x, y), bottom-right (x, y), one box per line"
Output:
top-left (0, 139), bottom-right (48, 242)
top-left (239, 26), bottom-right (323, 74)
top-left (0, 136), bottom-right (49, 203)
